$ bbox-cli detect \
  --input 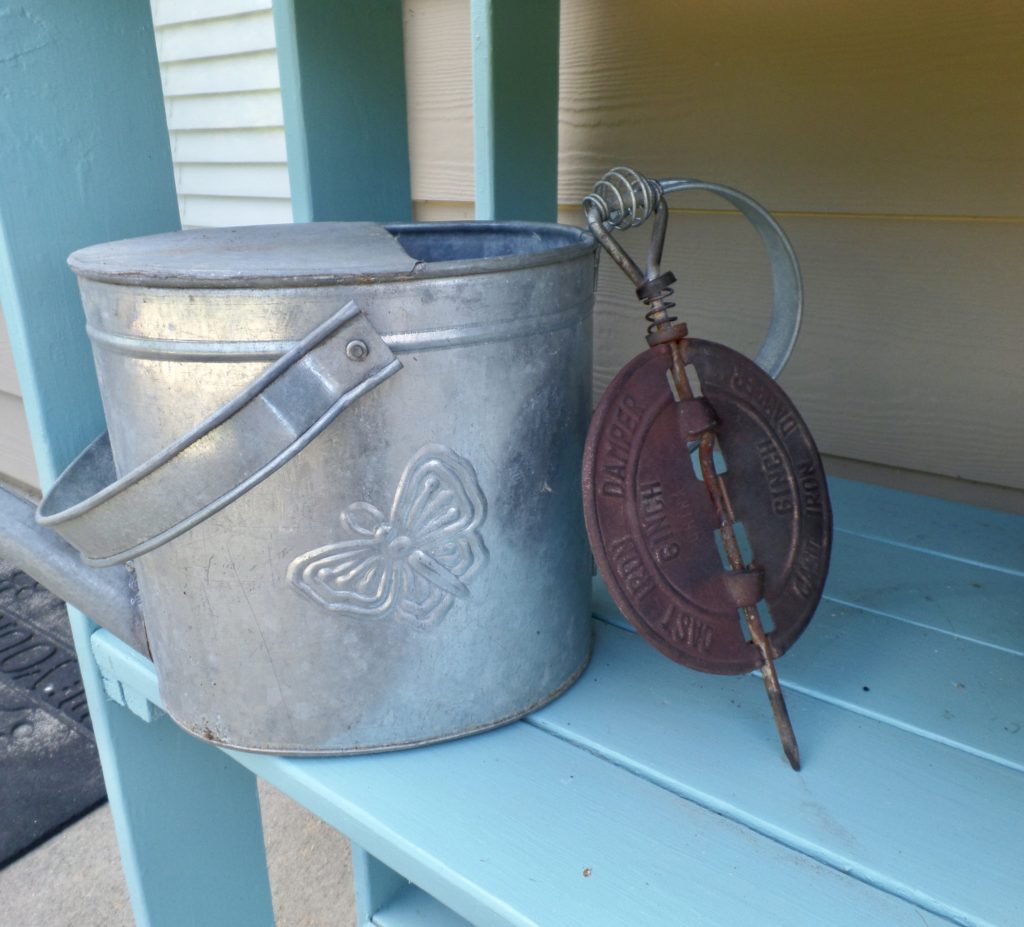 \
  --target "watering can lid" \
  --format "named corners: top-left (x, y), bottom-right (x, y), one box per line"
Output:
top-left (68, 222), bottom-right (421, 288)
